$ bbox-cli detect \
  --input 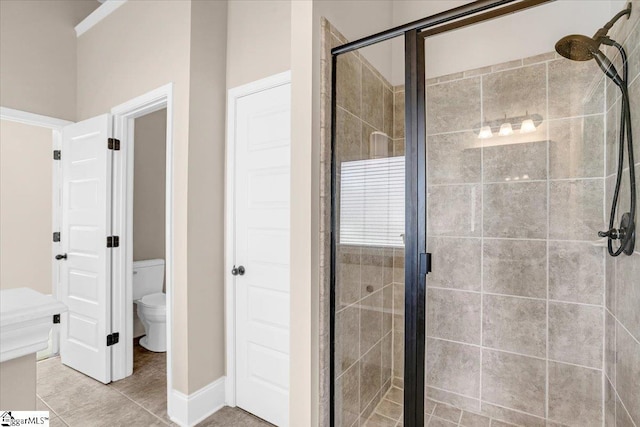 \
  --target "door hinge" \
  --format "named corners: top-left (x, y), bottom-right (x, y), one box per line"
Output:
top-left (53, 150), bottom-right (61, 160)
top-left (106, 236), bottom-right (120, 248)
top-left (108, 138), bottom-right (120, 151)
top-left (106, 332), bottom-right (119, 346)
top-left (419, 252), bottom-right (432, 275)
top-left (53, 232), bottom-right (61, 242)
top-left (53, 314), bottom-right (60, 324)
